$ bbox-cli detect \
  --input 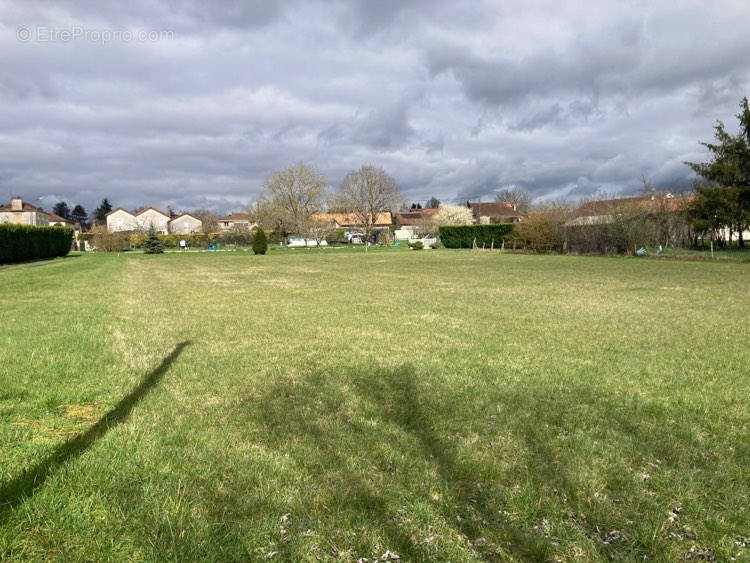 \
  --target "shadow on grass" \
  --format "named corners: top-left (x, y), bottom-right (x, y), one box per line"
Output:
top-left (249, 366), bottom-right (552, 560)
top-left (0, 341), bottom-right (190, 521)
top-left (0, 254), bottom-right (82, 272)
top-left (243, 364), bottom-right (736, 561)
